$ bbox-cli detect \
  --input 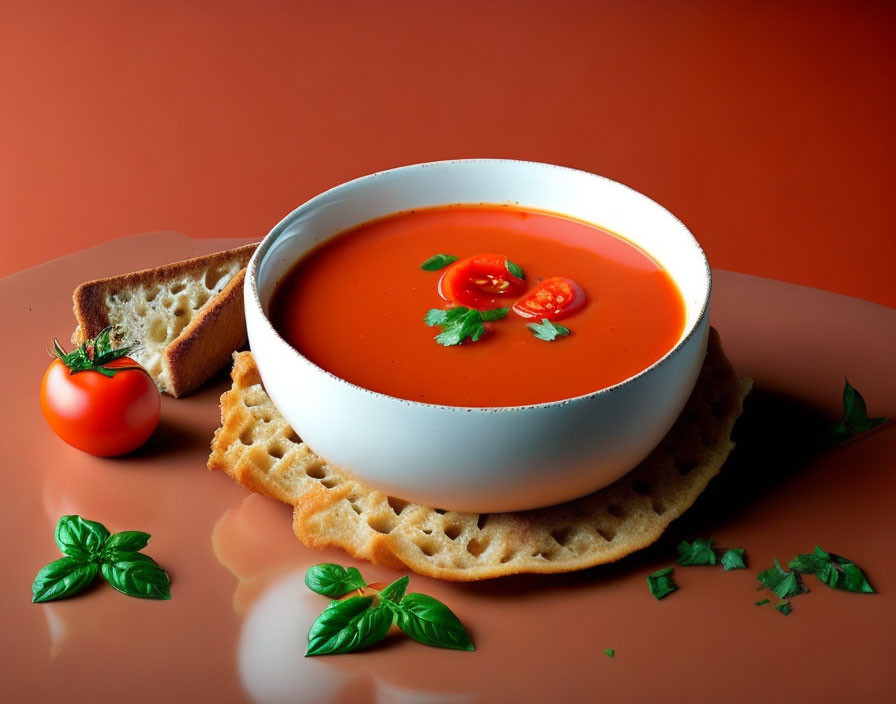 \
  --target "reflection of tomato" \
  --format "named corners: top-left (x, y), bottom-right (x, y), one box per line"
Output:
top-left (439, 253), bottom-right (527, 309)
top-left (512, 276), bottom-right (586, 321)
top-left (41, 356), bottom-right (160, 457)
